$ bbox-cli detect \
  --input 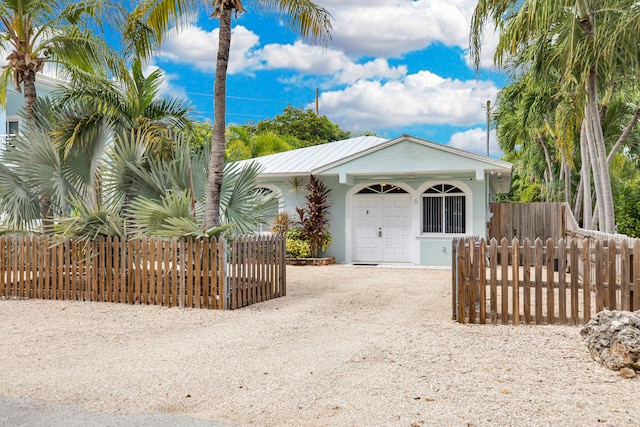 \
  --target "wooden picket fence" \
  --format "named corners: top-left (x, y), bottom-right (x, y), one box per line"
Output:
top-left (452, 237), bottom-right (639, 325)
top-left (227, 235), bottom-right (286, 309)
top-left (0, 234), bottom-right (286, 310)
